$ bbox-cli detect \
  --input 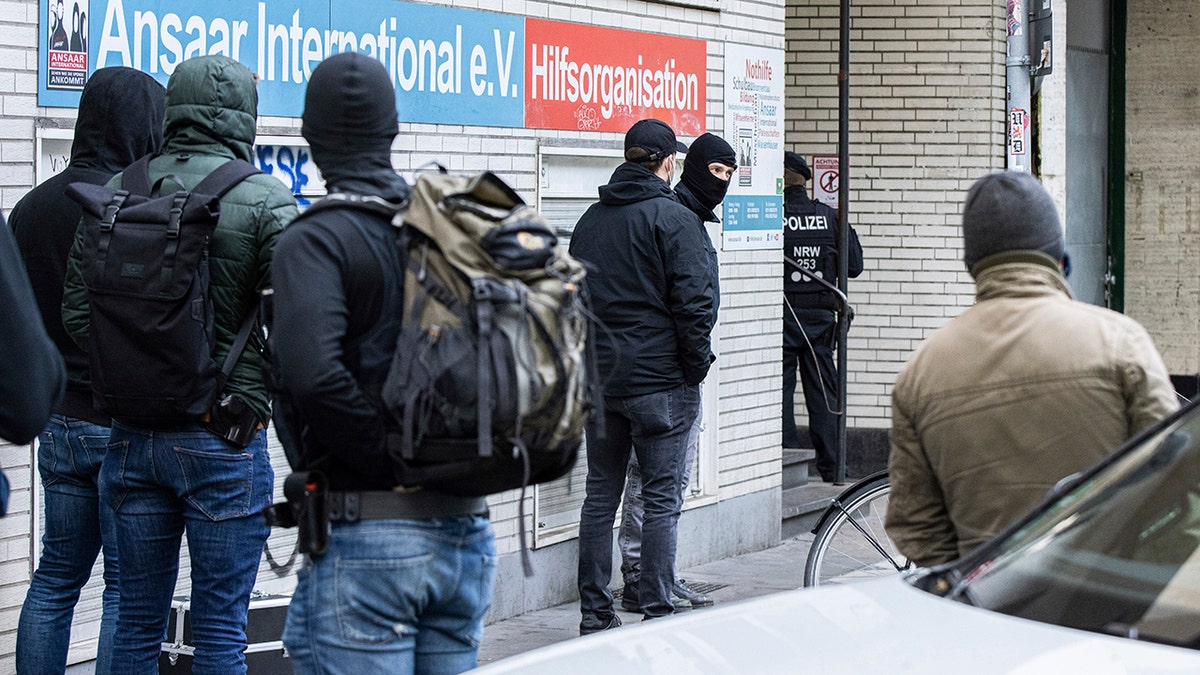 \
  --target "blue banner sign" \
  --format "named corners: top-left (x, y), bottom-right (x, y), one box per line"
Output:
top-left (39, 0), bottom-right (526, 127)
